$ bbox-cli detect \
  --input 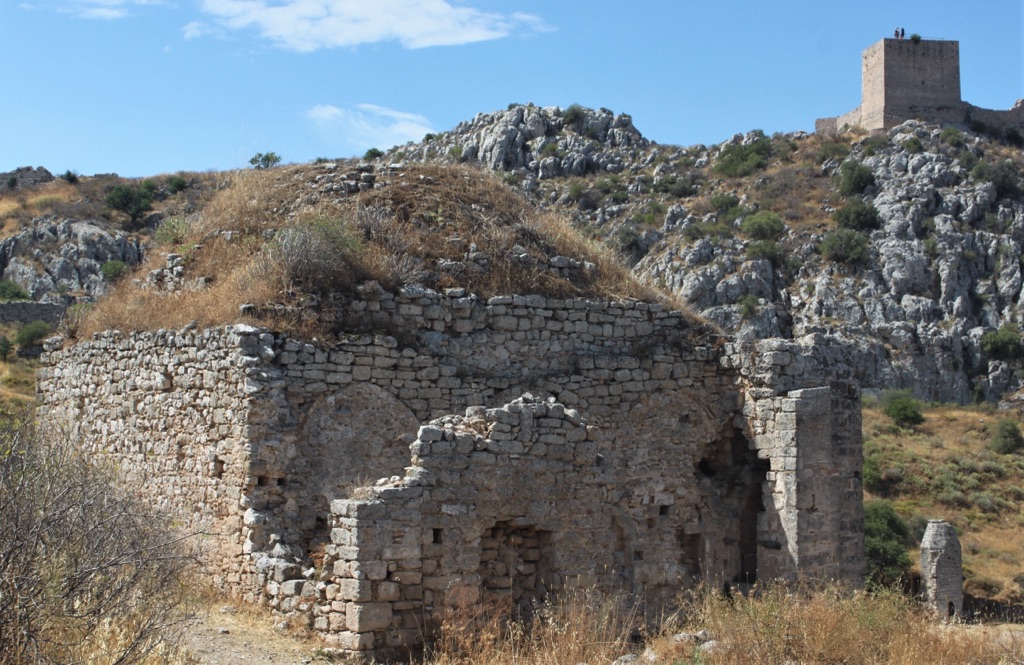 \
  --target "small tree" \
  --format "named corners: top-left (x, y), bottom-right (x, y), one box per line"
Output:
top-left (820, 228), bottom-right (870, 265)
top-left (740, 210), bottom-right (785, 240)
top-left (363, 148), bottom-right (384, 161)
top-left (864, 500), bottom-right (912, 589)
top-left (104, 184), bottom-right (153, 225)
top-left (101, 259), bottom-right (128, 282)
top-left (0, 279), bottom-right (30, 302)
top-left (0, 336), bottom-right (11, 362)
top-left (990, 418), bottom-right (1024, 455)
top-left (980, 324), bottom-right (1023, 360)
top-left (249, 152), bottom-right (281, 170)
top-left (833, 198), bottom-right (882, 231)
top-left (881, 389), bottom-right (924, 428)
top-left (15, 320), bottom-right (51, 349)
top-left (836, 160), bottom-right (876, 196)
